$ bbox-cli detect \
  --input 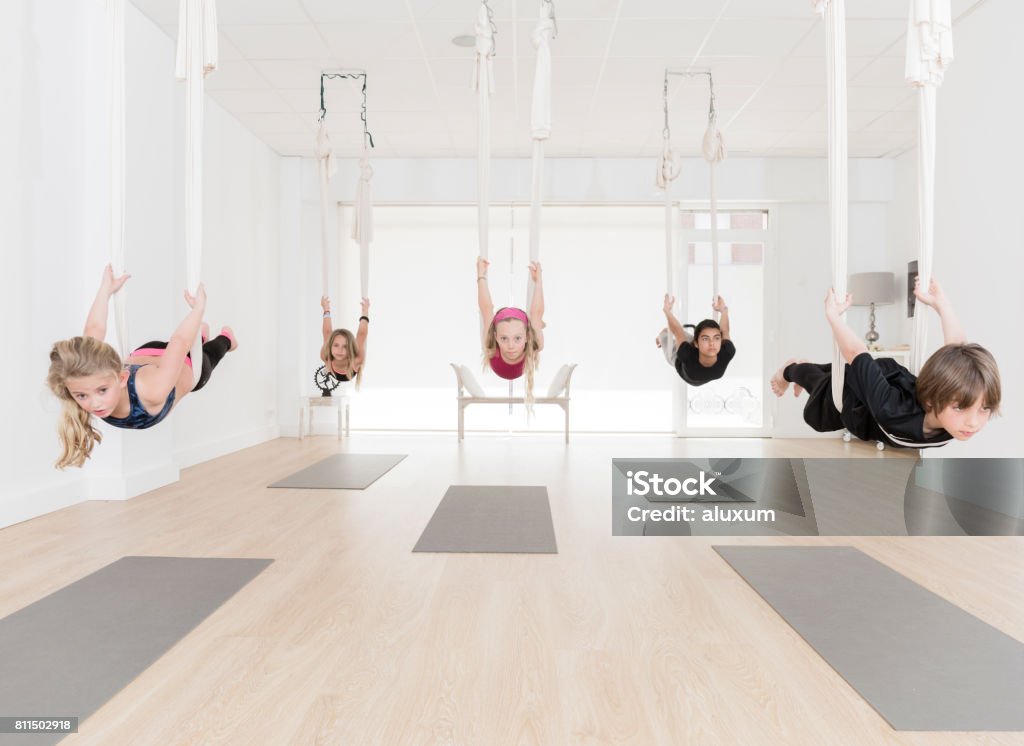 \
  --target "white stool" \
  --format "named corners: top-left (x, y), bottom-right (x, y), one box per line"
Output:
top-left (298, 392), bottom-right (350, 440)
